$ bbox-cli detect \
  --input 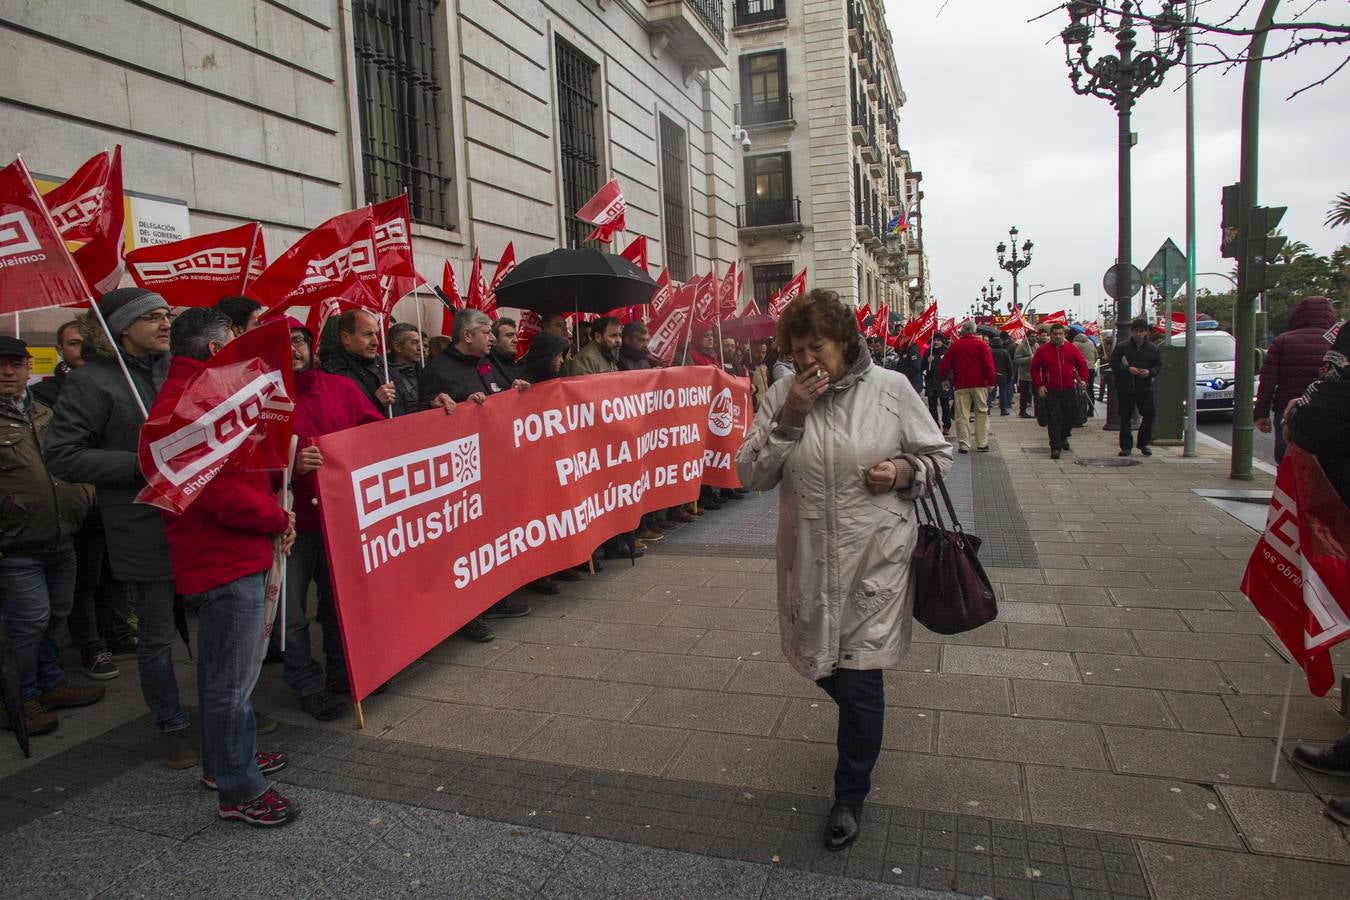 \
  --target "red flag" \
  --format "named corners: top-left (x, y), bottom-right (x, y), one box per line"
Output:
top-left (135, 319), bottom-right (296, 515)
top-left (249, 207), bottom-right (380, 310)
top-left (0, 158), bottom-right (94, 313)
top-left (41, 147), bottom-right (125, 294)
top-left (1085, 321), bottom-right (1102, 337)
top-left (440, 259), bottom-right (462, 335)
top-left (855, 303), bottom-right (872, 333)
top-left (1241, 447), bottom-right (1350, 696)
top-left (647, 272), bottom-right (692, 366)
top-left (515, 309), bottom-right (542, 360)
top-left (1169, 310), bottom-right (1187, 335)
top-left (1000, 305), bottom-right (1033, 341)
top-left (126, 223), bottom-right (264, 307)
top-left (370, 196), bottom-right (423, 311)
top-left (464, 248), bottom-right (486, 313)
top-left (767, 267), bottom-right (807, 318)
top-left (1041, 309), bottom-right (1069, 326)
top-left (692, 272), bottom-right (718, 330)
top-left (484, 242), bottom-right (516, 319)
top-left (576, 179), bottom-right (626, 243)
top-left (872, 303), bottom-right (890, 340)
top-left (741, 295), bottom-right (762, 317)
top-left (719, 262), bottom-right (739, 322)
top-left (619, 235), bottom-right (648, 274)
